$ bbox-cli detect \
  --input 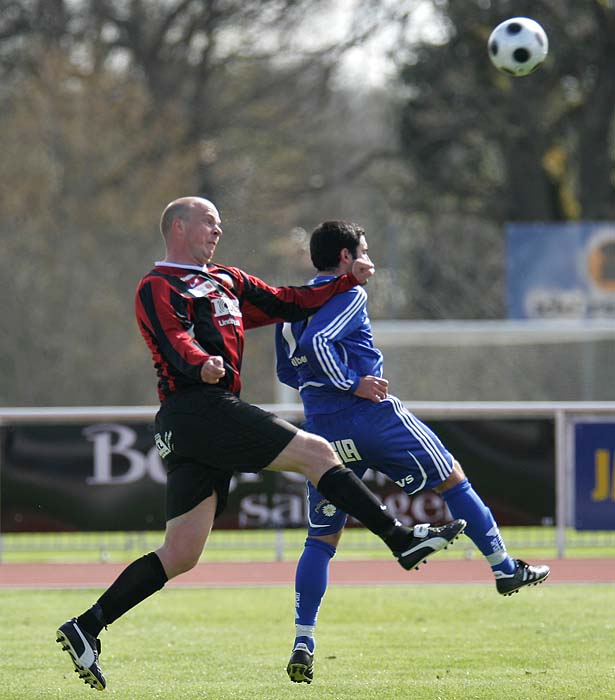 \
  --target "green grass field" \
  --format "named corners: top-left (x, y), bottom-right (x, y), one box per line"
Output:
top-left (3, 527), bottom-right (615, 563)
top-left (1, 584), bottom-right (613, 700)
